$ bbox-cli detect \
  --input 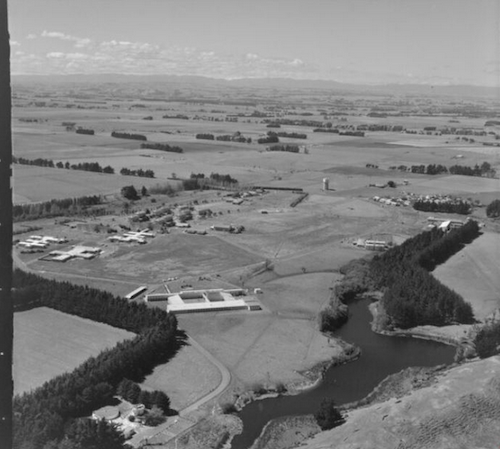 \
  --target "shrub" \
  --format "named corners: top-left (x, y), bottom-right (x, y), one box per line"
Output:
top-left (314, 398), bottom-right (344, 430)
